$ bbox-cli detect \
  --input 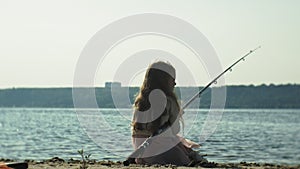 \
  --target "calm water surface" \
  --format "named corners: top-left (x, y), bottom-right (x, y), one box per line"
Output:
top-left (0, 108), bottom-right (299, 165)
